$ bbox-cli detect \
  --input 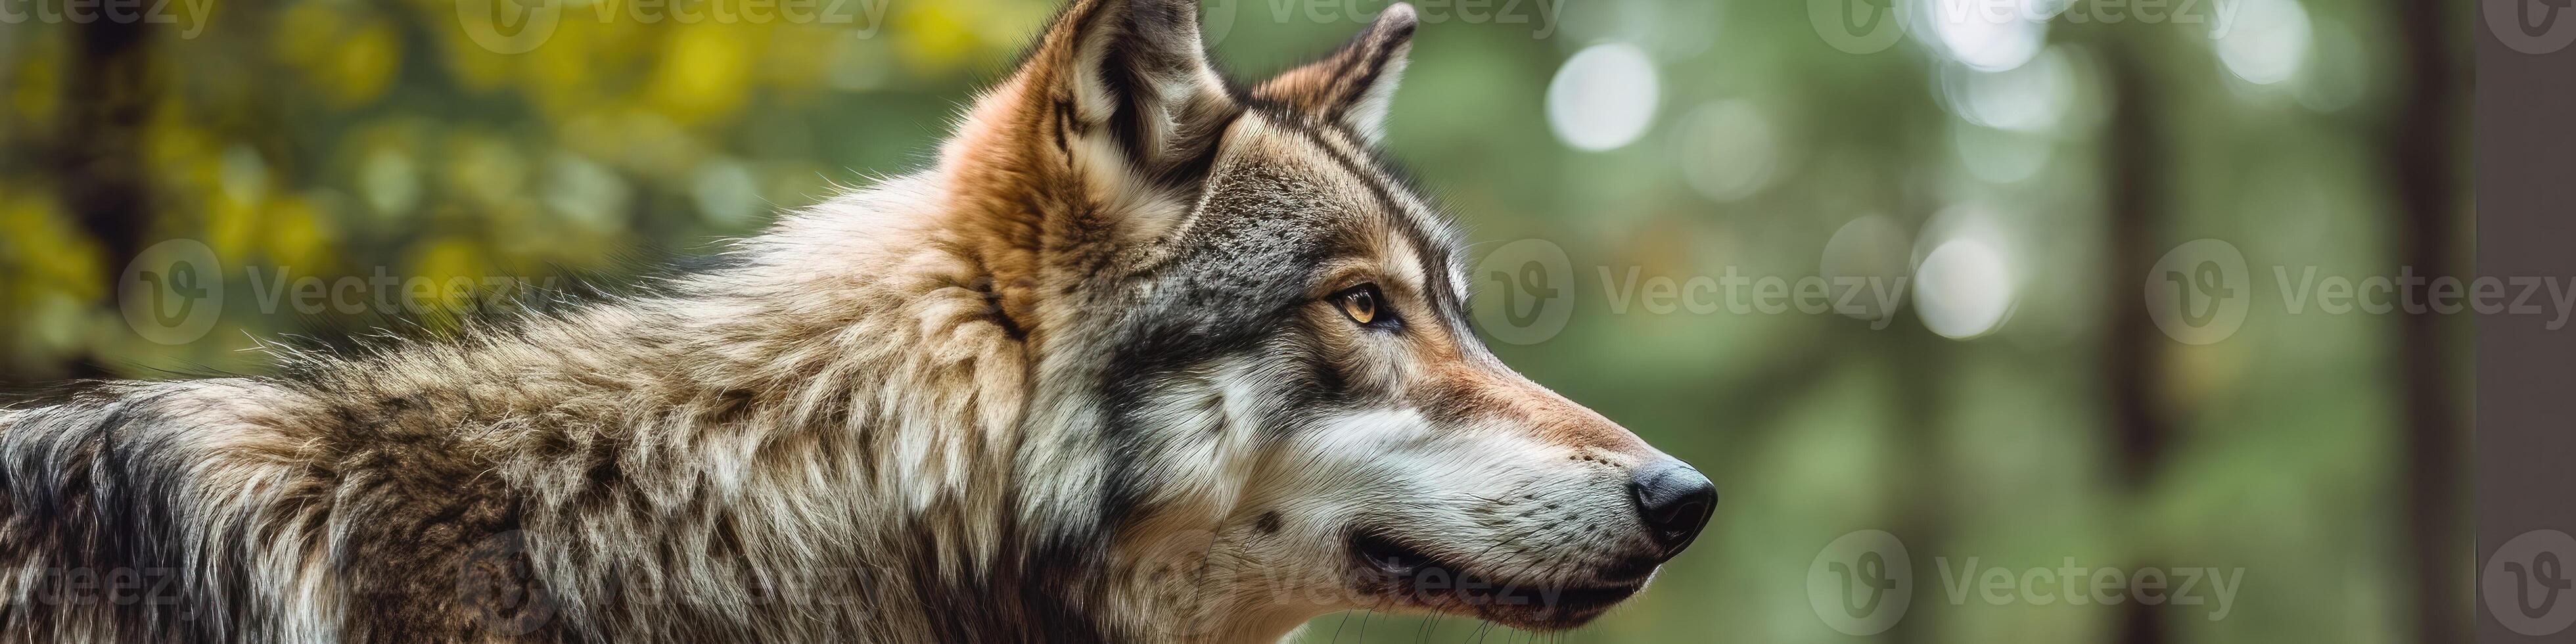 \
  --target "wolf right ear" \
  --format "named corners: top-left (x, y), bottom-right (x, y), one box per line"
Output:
top-left (1253, 3), bottom-right (1417, 145)
top-left (988, 0), bottom-right (1237, 175)
top-left (940, 0), bottom-right (1239, 336)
